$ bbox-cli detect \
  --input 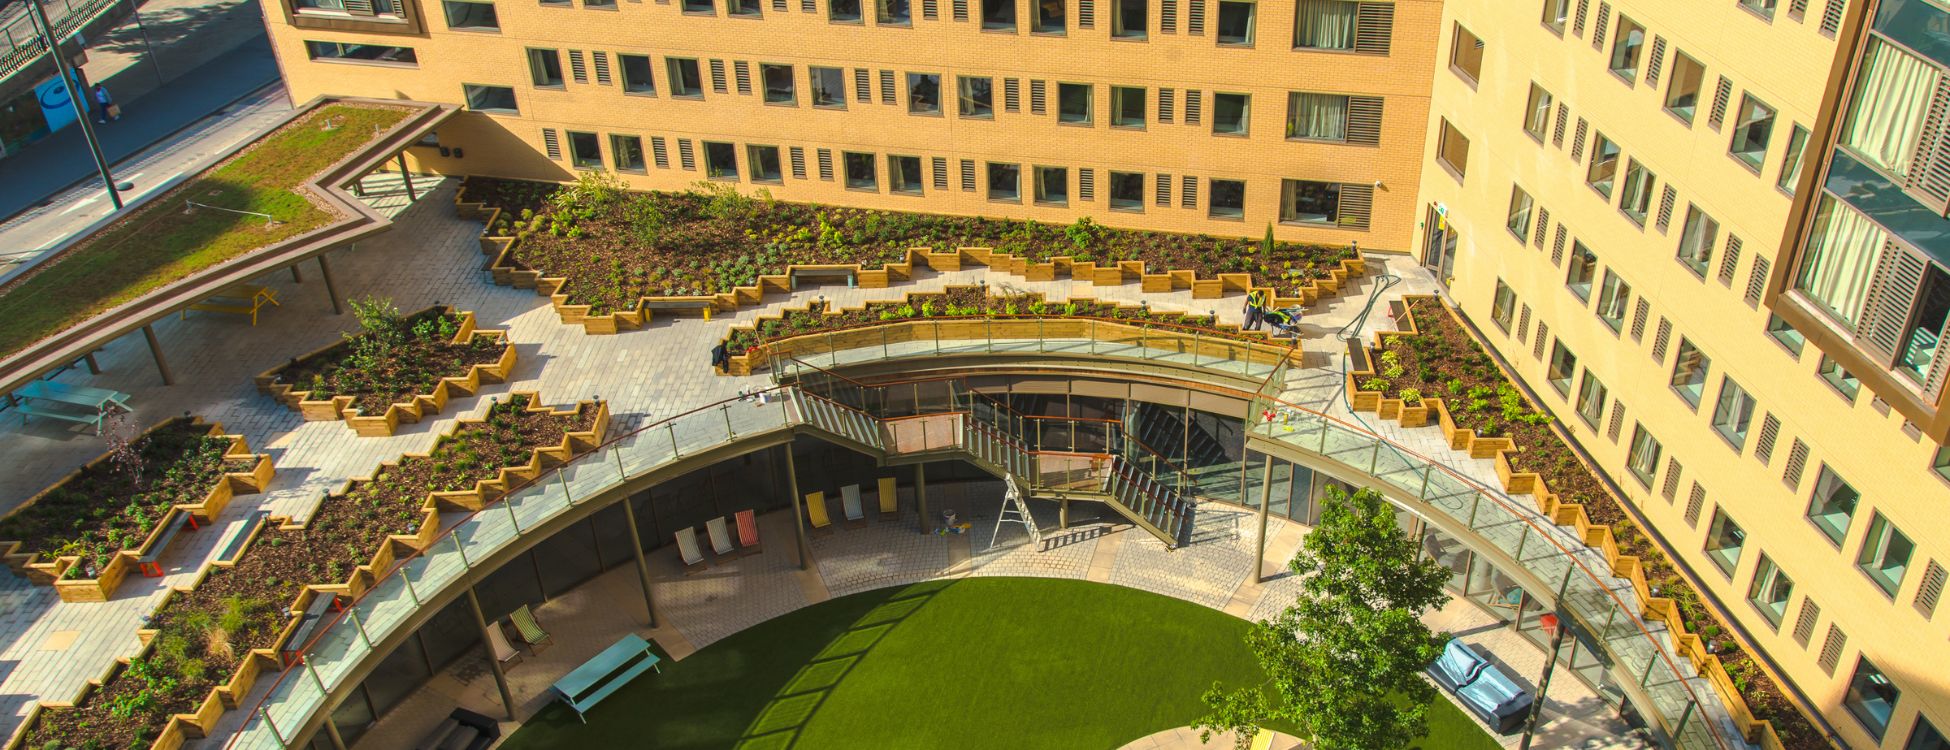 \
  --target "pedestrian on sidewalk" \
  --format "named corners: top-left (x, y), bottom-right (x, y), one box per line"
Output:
top-left (93, 85), bottom-right (120, 123)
